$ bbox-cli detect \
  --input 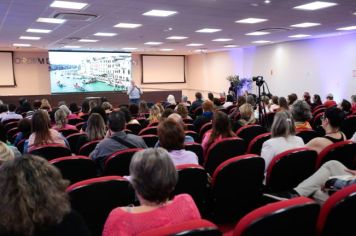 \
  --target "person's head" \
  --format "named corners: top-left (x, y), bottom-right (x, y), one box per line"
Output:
top-left (89, 100), bottom-right (97, 110)
top-left (131, 80), bottom-right (136, 86)
top-left (271, 110), bottom-right (296, 138)
top-left (181, 95), bottom-right (188, 103)
top-left (120, 107), bottom-right (133, 123)
top-left (246, 95), bottom-right (256, 107)
top-left (33, 100), bottom-right (42, 110)
top-left (195, 92), bottom-right (202, 100)
top-left (287, 93), bottom-right (298, 105)
top-left (108, 111), bottom-right (126, 132)
top-left (291, 100), bottom-right (312, 122)
top-left (81, 100), bottom-right (90, 113)
top-left (86, 113), bottom-right (106, 141)
top-left (155, 103), bottom-right (165, 113)
top-left (322, 107), bottom-right (345, 129)
top-left (339, 99), bottom-right (351, 113)
top-left (149, 104), bottom-right (162, 122)
top-left (40, 99), bottom-right (51, 110)
top-left (226, 94), bottom-right (234, 103)
top-left (271, 96), bottom-right (279, 105)
top-left (54, 108), bottom-right (68, 128)
top-left (161, 108), bottom-right (174, 121)
top-left (31, 110), bottom-right (52, 146)
top-left (303, 92), bottom-right (311, 102)
top-left (138, 101), bottom-right (149, 113)
top-left (351, 95), bottom-right (356, 105)
top-left (213, 98), bottom-right (222, 107)
top-left (0, 104), bottom-right (8, 113)
top-left (8, 104), bottom-right (16, 112)
top-left (167, 113), bottom-right (185, 130)
top-left (208, 92), bottom-right (214, 101)
top-left (17, 118), bottom-right (32, 137)
top-left (21, 101), bottom-right (32, 113)
top-left (278, 97), bottom-right (289, 110)
top-left (158, 119), bottom-right (185, 151)
top-left (0, 155), bottom-right (70, 235)
top-left (129, 104), bottom-right (139, 116)
top-left (0, 142), bottom-right (14, 165)
top-left (237, 96), bottom-right (246, 107)
top-left (167, 94), bottom-right (176, 105)
top-left (239, 103), bottom-right (255, 124)
top-left (202, 100), bottom-right (214, 112)
top-left (261, 96), bottom-right (270, 105)
top-left (176, 103), bottom-right (188, 118)
top-left (101, 101), bottom-right (113, 112)
top-left (212, 111), bottom-right (233, 137)
top-left (90, 106), bottom-right (107, 124)
top-left (130, 148), bottom-right (178, 204)
top-left (68, 102), bottom-right (79, 113)
top-left (326, 93), bottom-right (334, 100)
top-left (58, 105), bottom-right (71, 116)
